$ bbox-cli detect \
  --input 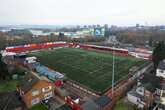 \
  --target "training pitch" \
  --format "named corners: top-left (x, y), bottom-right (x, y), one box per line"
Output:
top-left (29, 48), bottom-right (146, 93)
